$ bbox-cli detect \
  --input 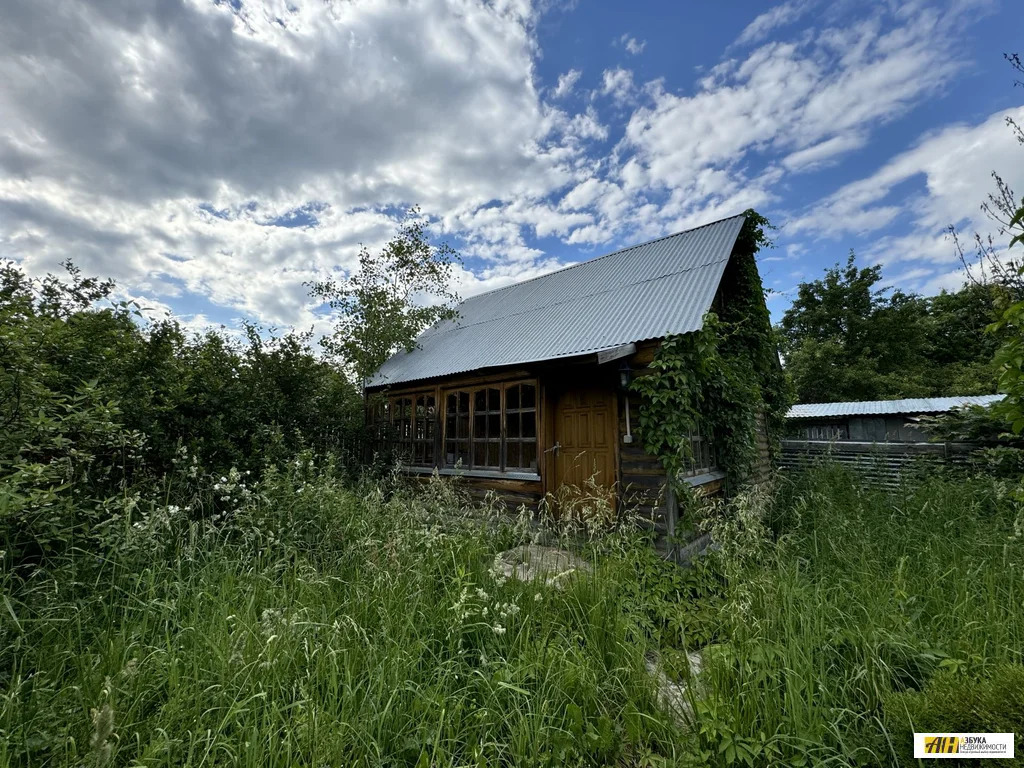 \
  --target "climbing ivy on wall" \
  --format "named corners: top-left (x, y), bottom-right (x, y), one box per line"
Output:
top-left (630, 210), bottom-right (791, 494)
